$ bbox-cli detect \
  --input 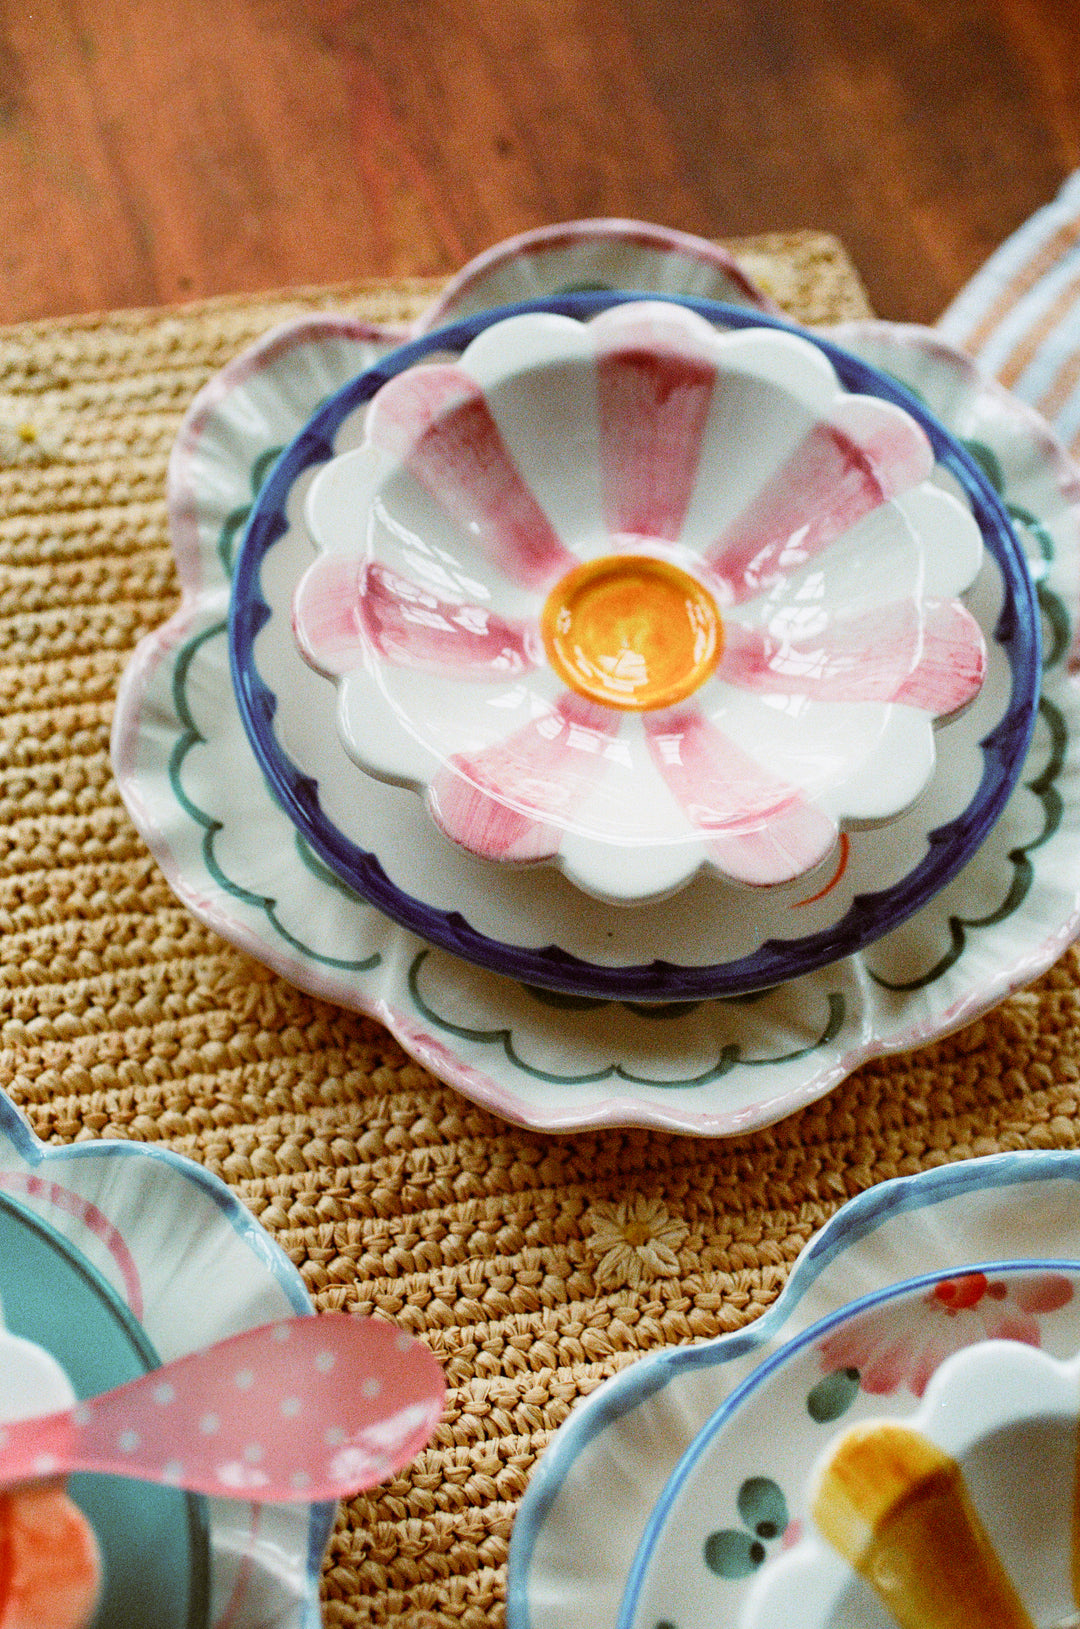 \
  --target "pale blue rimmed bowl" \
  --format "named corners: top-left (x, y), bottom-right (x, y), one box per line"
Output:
top-left (0, 1093), bottom-right (330, 1629)
top-left (615, 1257), bottom-right (1080, 1629)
